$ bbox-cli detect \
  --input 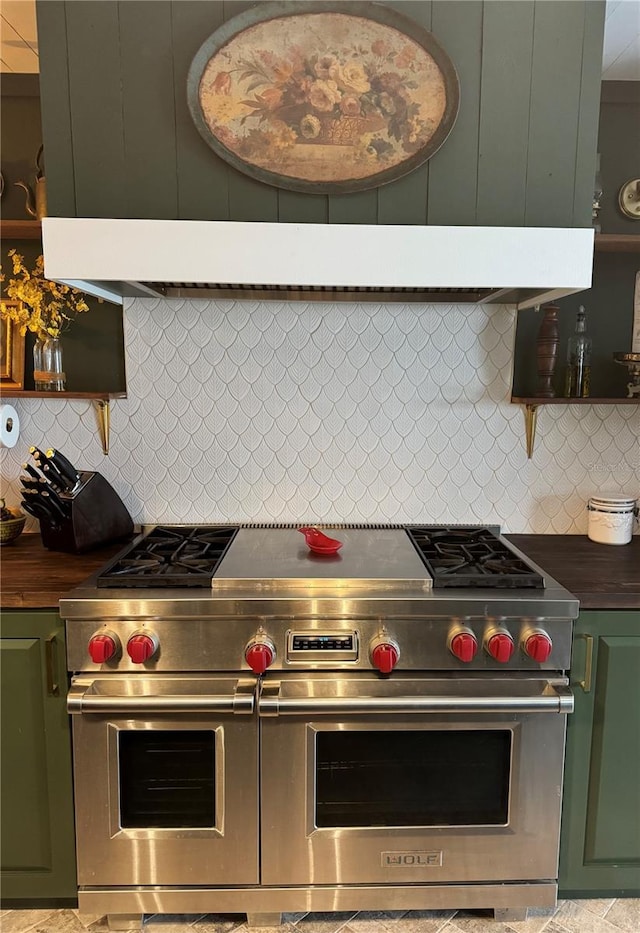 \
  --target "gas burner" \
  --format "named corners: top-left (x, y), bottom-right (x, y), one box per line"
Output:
top-left (406, 526), bottom-right (544, 589)
top-left (96, 525), bottom-right (239, 588)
